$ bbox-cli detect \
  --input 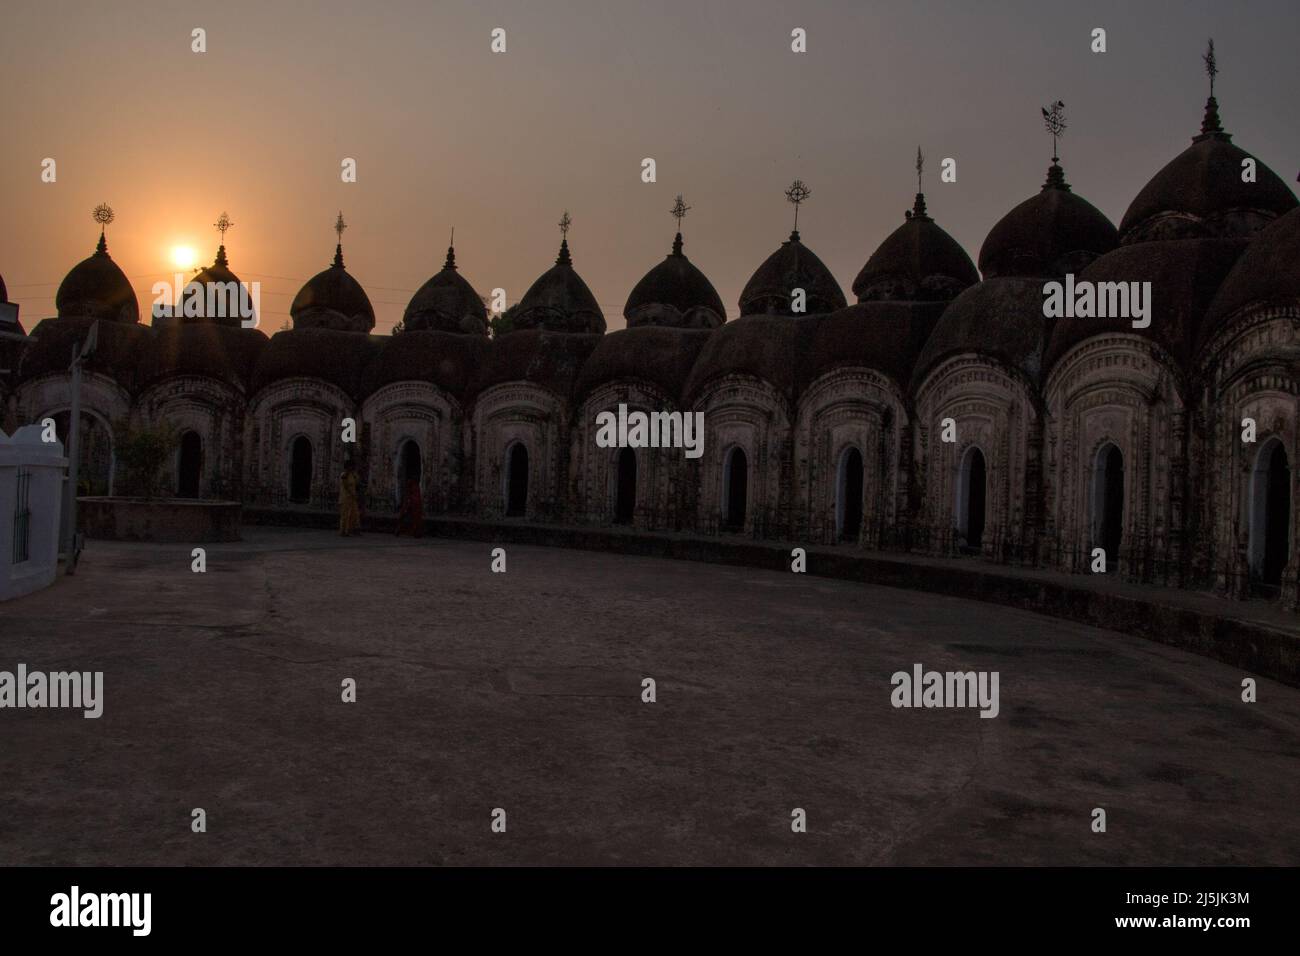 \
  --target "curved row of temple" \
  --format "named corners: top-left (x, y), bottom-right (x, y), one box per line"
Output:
top-left (2, 84), bottom-right (1298, 611)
